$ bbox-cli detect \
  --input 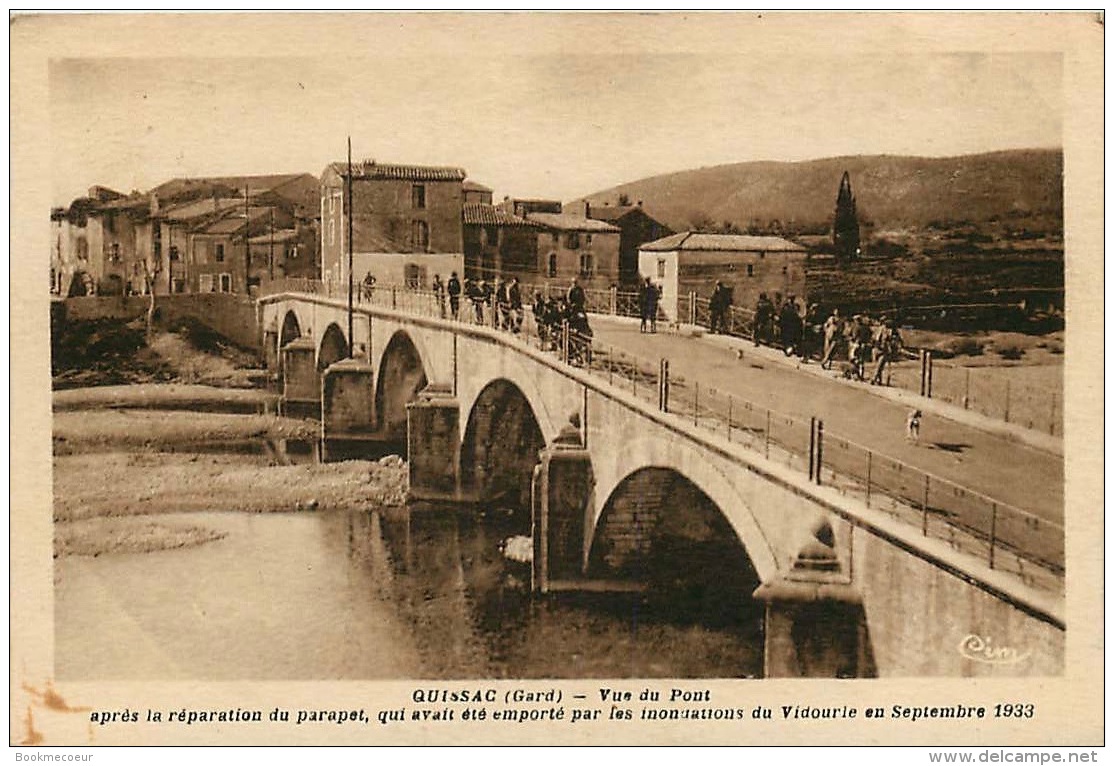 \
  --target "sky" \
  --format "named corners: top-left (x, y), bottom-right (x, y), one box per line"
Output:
top-left (47, 18), bottom-right (1063, 207)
